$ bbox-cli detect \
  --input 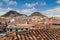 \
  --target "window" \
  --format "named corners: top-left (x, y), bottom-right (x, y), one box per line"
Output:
top-left (10, 29), bottom-right (12, 32)
top-left (26, 28), bottom-right (28, 30)
top-left (21, 28), bottom-right (23, 30)
top-left (58, 24), bottom-right (60, 25)
top-left (32, 26), bottom-right (34, 28)
top-left (52, 24), bottom-right (57, 25)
